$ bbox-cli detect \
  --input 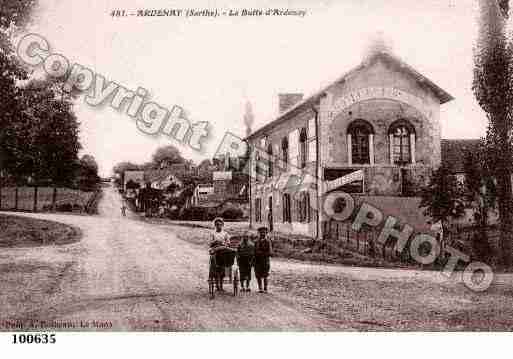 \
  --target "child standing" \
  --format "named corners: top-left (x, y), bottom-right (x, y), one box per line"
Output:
top-left (209, 217), bottom-right (231, 291)
top-left (254, 226), bottom-right (272, 293)
top-left (237, 233), bottom-right (255, 292)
